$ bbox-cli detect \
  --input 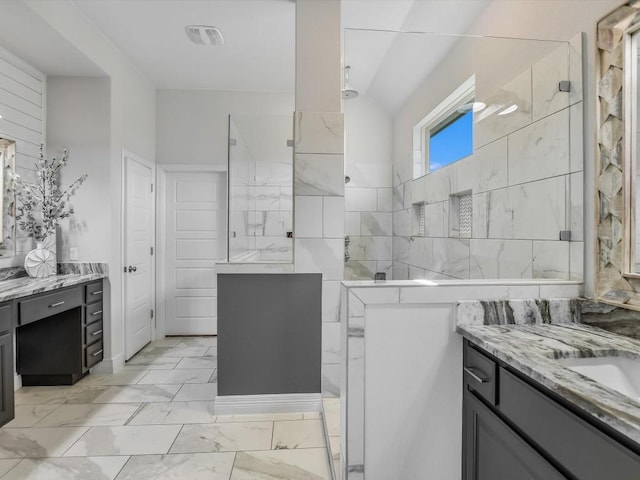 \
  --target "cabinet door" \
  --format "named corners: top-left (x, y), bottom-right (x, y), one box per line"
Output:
top-left (0, 329), bottom-right (14, 426)
top-left (464, 391), bottom-right (566, 480)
